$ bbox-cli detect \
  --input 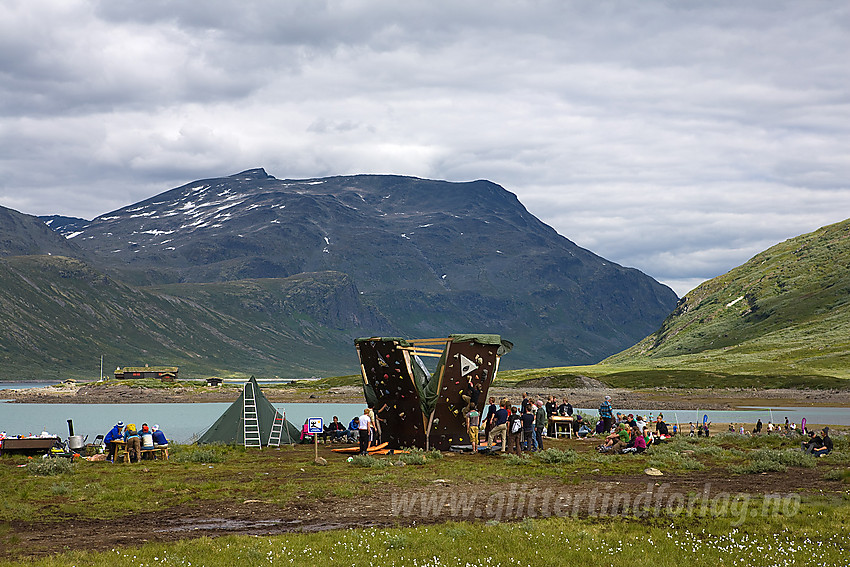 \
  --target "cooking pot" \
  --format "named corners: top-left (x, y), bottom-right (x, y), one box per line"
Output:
top-left (68, 435), bottom-right (85, 450)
